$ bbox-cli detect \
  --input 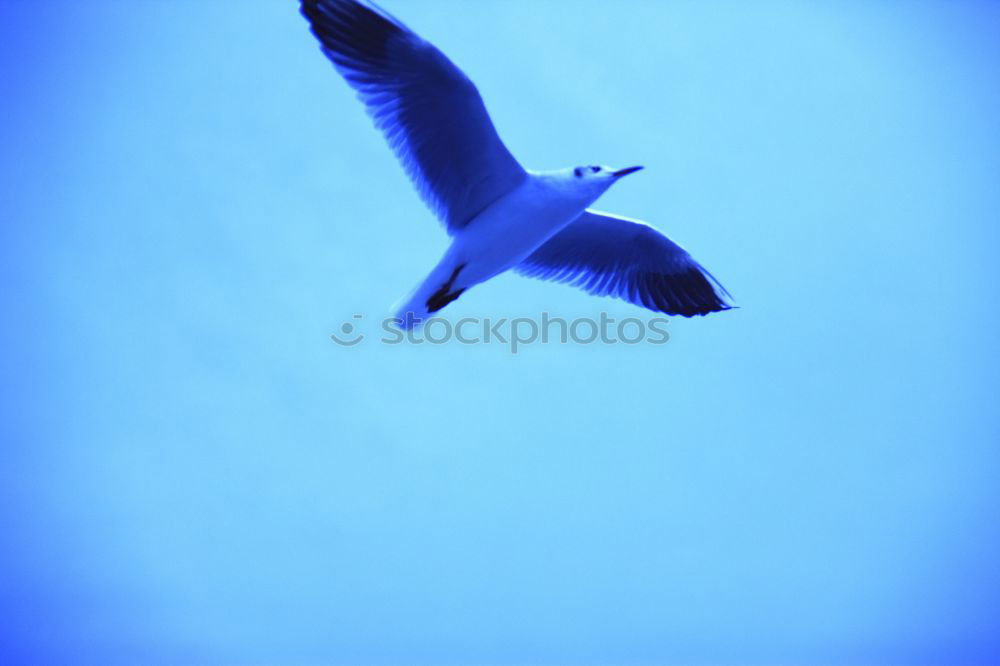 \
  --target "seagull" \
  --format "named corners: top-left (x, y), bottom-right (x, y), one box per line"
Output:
top-left (300, 0), bottom-right (732, 328)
